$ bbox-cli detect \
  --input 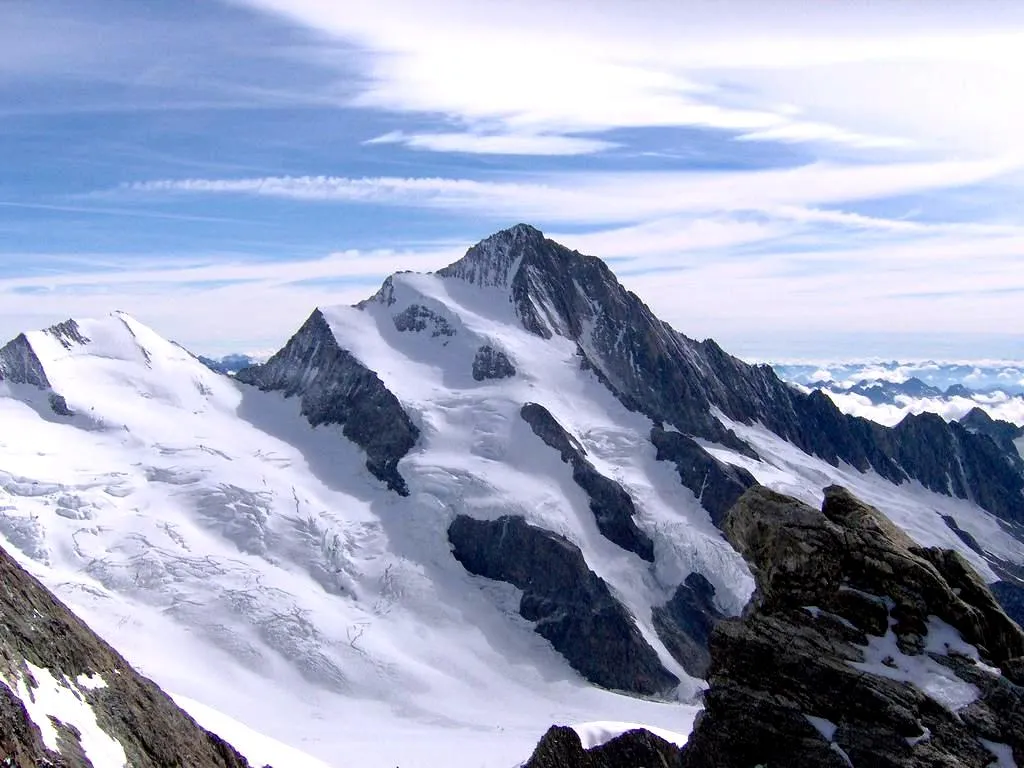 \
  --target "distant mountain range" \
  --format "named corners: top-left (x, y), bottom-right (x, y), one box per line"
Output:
top-left (774, 361), bottom-right (1024, 395)
top-left (197, 353), bottom-right (263, 376)
top-left (771, 363), bottom-right (1024, 429)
